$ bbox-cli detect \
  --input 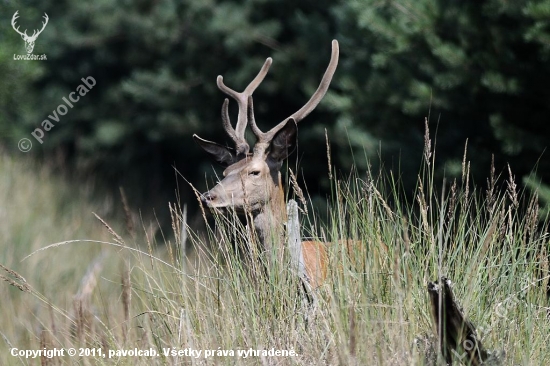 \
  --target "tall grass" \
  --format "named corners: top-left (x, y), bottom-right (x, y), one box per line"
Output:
top-left (1, 133), bottom-right (549, 365)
